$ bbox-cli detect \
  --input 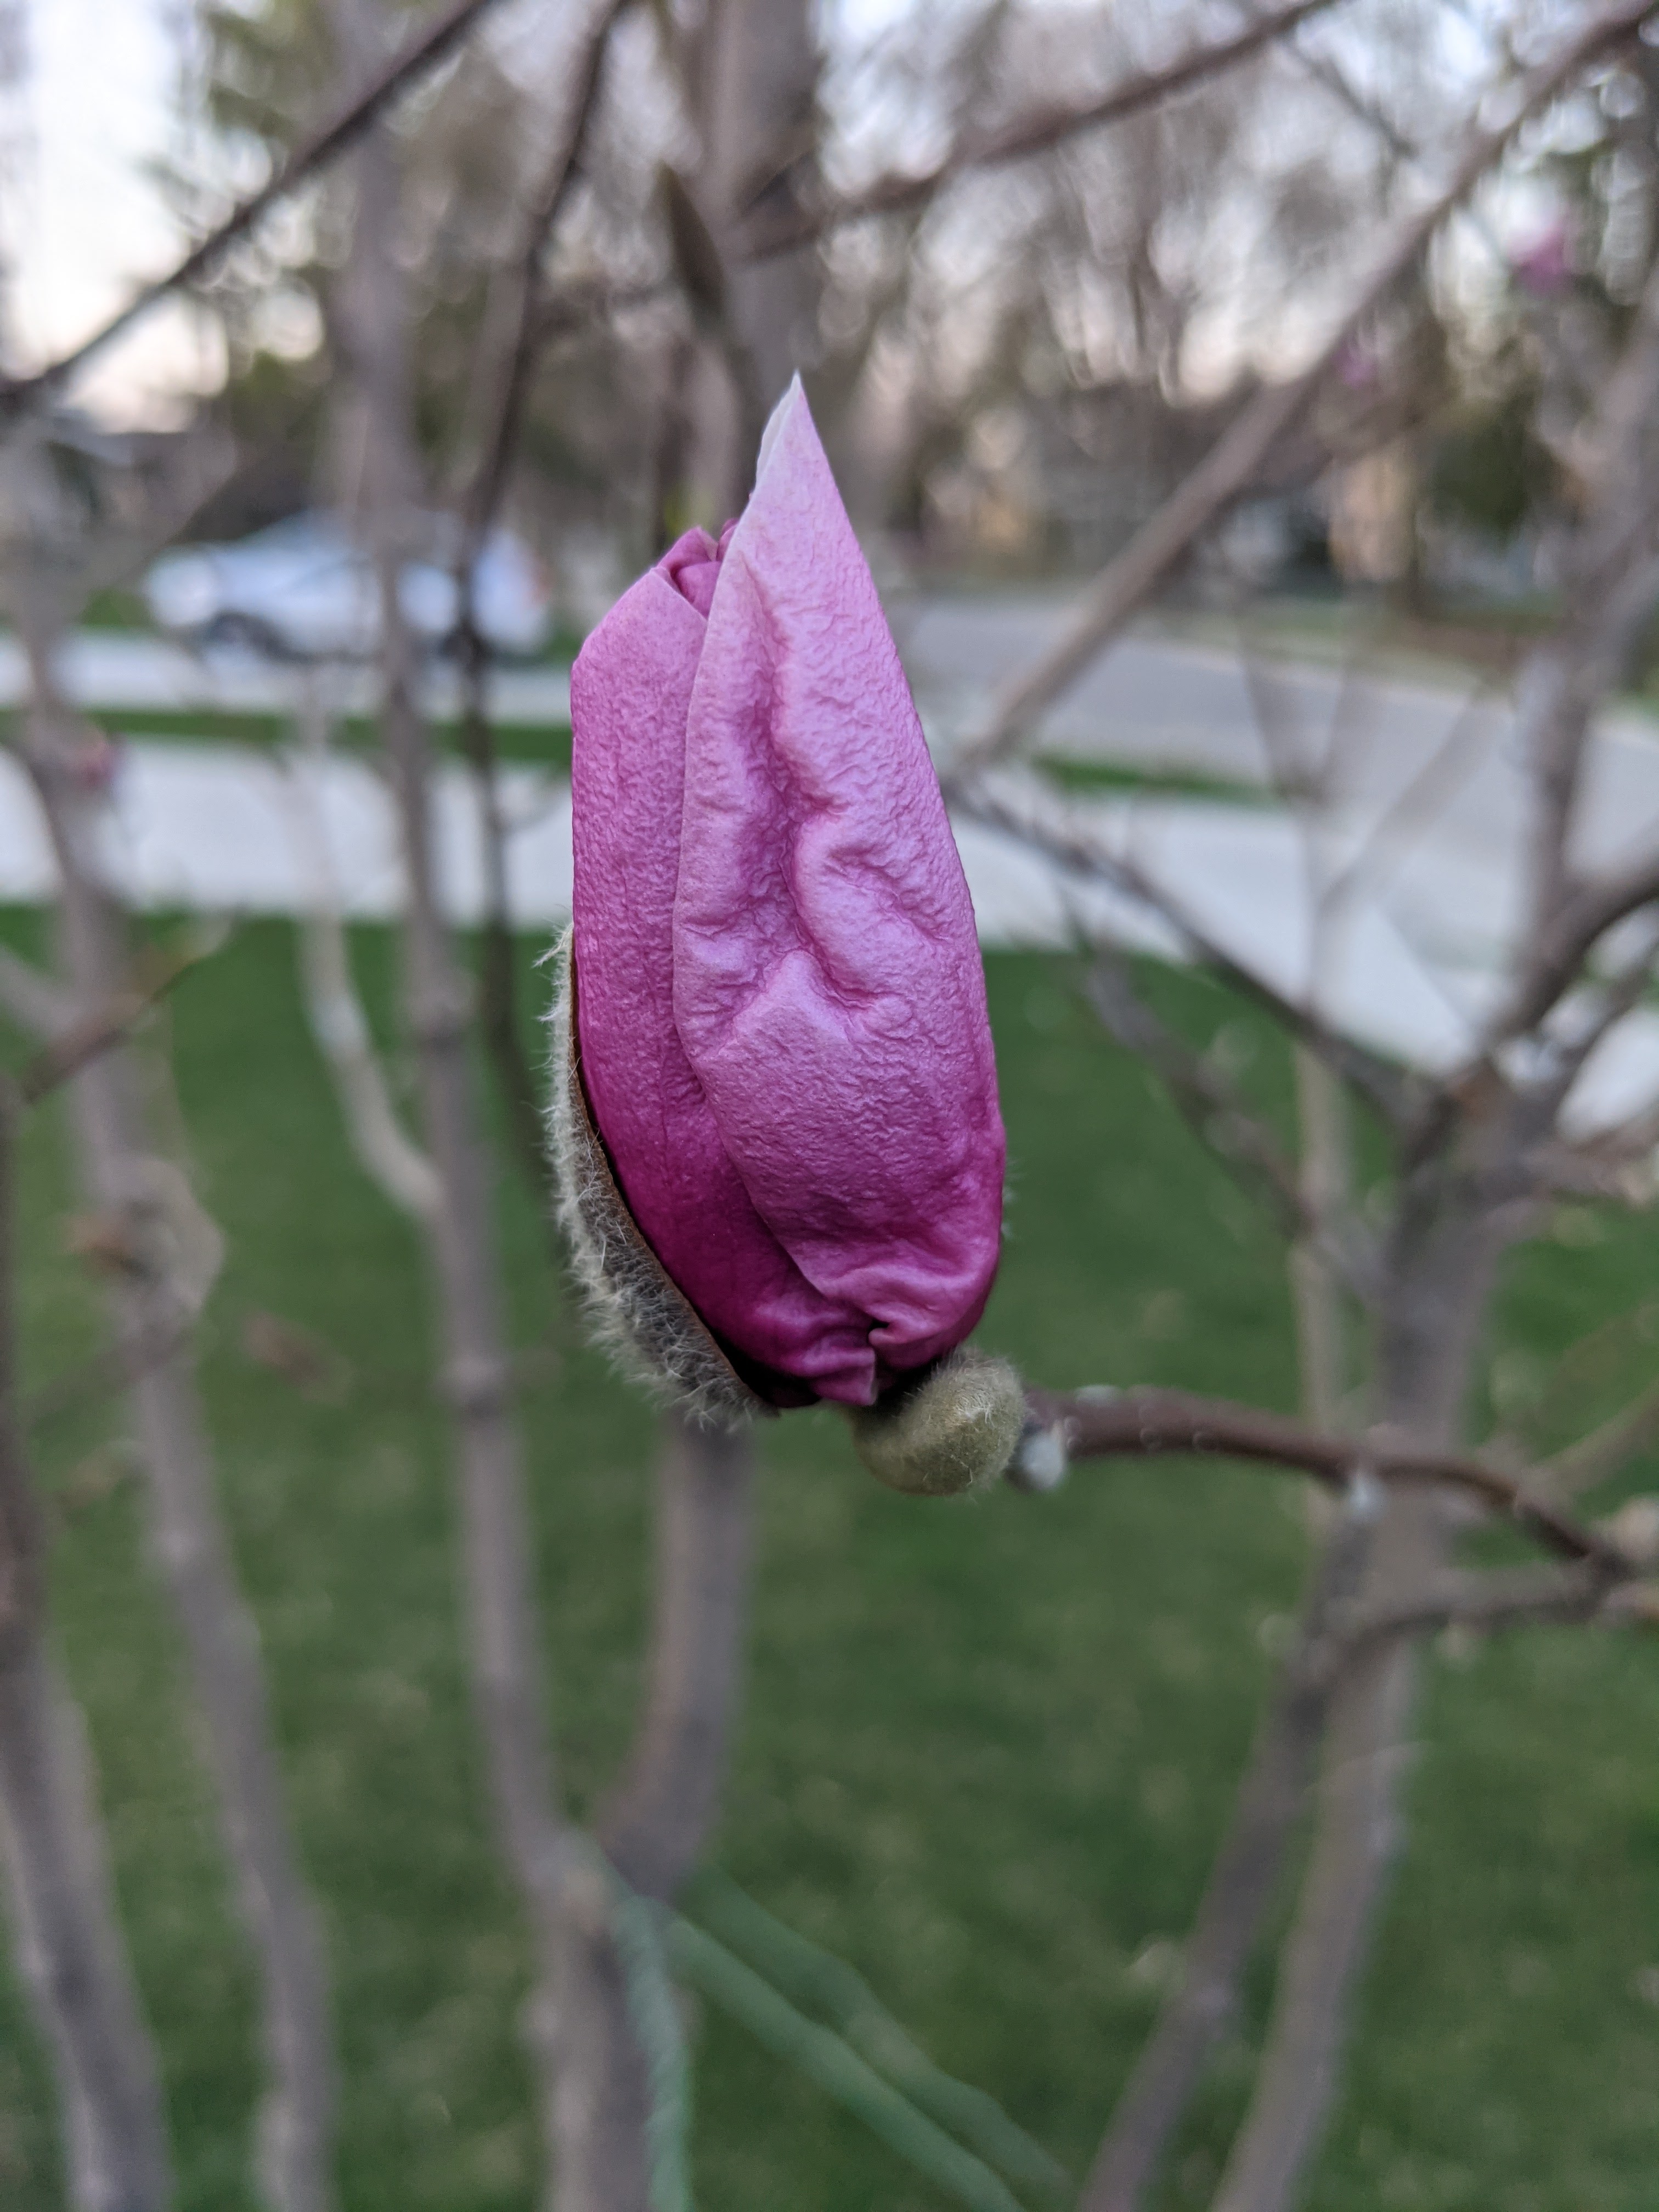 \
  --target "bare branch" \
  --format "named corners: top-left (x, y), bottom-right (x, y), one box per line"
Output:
top-left (1542, 1377), bottom-right (1659, 1499)
top-left (0, 1082), bottom-right (176, 2212)
top-left (1501, 843), bottom-right (1659, 1042)
top-left (0, 948), bottom-right (69, 1040)
top-left (1080, 1496), bottom-right (1373, 2212)
top-left (0, 0), bottom-right (510, 421)
top-left (320, 15), bottom-right (575, 2192)
top-left (946, 0), bottom-right (1659, 774)
top-left (1084, 955), bottom-right (1376, 1300)
top-left (450, 0), bottom-right (627, 1218)
top-left (282, 699), bottom-right (439, 1223)
top-left (15, 939), bottom-right (211, 1109)
top-left (16, 633), bottom-right (337, 2212)
top-left (1338, 1562), bottom-right (1616, 1647)
top-left (1024, 1385), bottom-right (1627, 1571)
top-left (600, 1411), bottom-right (755, 1899)
top-left (954, 772), bottom-right (1414, 1125)
top-left (741, 0), bottom-right (1353, 258)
